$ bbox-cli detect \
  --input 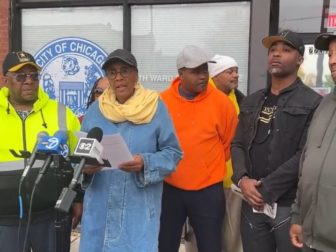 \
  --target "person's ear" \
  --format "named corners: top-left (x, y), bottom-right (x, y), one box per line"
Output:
top-left (297, 56), bottom-right (303, 65)
top-left (3, 76), bottom-right (9, 87)
top-left (178, 69), bottom-right (183, 80)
